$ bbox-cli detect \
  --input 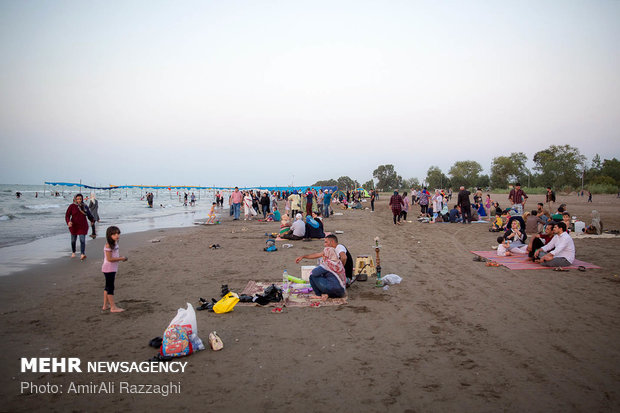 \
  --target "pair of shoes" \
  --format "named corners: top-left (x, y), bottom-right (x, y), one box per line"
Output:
top-left (578, 266), bottom-right (586, 272)
top-left (554, 267), bottom-right (569, 272)
top-left (486, 261), bottom-right (500, 267)
top-left (221, 284), bottom-right (230, 297)
top-left (271, 307), bottom-right (284, 313)
top-left (209, 244), bottom-right (221, 249)
top-left (473, 256), bottom-right (487, 262)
